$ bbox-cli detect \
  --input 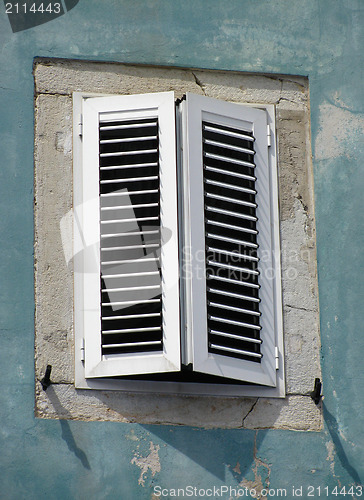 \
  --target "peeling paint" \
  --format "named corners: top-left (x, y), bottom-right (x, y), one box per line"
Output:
top-left (326, 440), bottom-right (336, 474)
top-left (55, 130), bottom-right (72, 156)
top-left (240, 433), bottom-right (271, 500)
top-left (131, 441), bottom-right (161, 487)
top-left (315, 102), bottom-right (364, 161)
top-left (233, 462), bottom-right (241, 475)
top-left (125, 429), bottom-right (139, 442)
